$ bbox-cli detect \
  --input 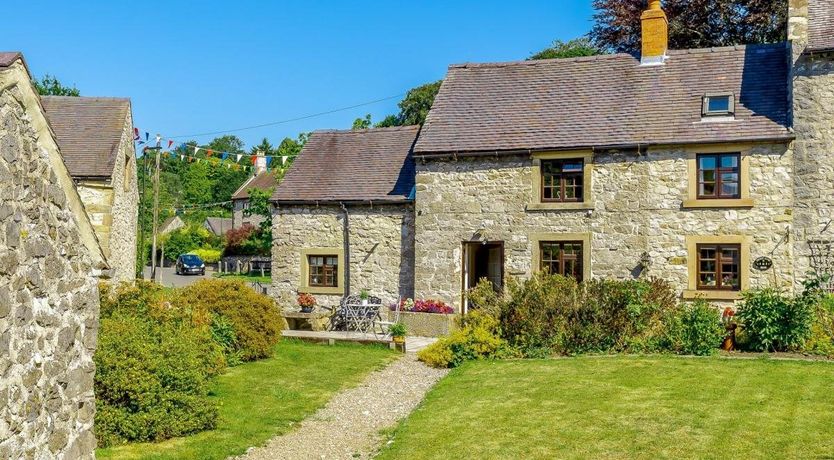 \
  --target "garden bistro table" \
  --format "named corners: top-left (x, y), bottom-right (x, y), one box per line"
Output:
top-left (342, 301), bottom-right (382, 334)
